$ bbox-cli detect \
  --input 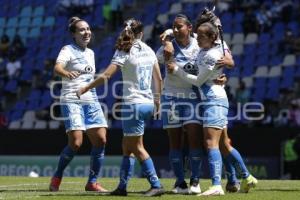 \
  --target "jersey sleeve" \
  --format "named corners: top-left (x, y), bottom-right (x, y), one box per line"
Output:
top-left (156, 46), bottom-right (165, 64)
top-left (173, 52), bottom-right (218, 87)
top-left (56, 46), bottom-right (71, 65)
top-left (111, 50), bottom-right (129, 67)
